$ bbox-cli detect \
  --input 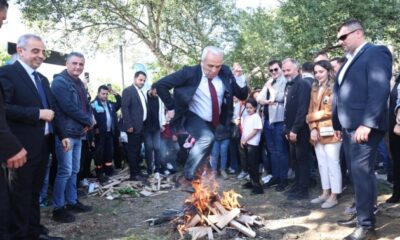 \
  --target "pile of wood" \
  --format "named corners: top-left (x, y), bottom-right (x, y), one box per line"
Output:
top-left (87, 168), bottom-right (173, 199)
top-left (180, 201), bottom-right (263, 239)
top-left (176, 178), bottom-right (263, 239)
